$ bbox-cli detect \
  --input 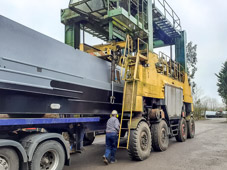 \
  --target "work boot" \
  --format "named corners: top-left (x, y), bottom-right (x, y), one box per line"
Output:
top-left (75, 147), bottom-right (85, 153)
top-left (103, 155), bottom-right (109, 165)
top-left (110, 159), bottom-right (117, 164)
top-left (80, 147), bottom-right (85, 151)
